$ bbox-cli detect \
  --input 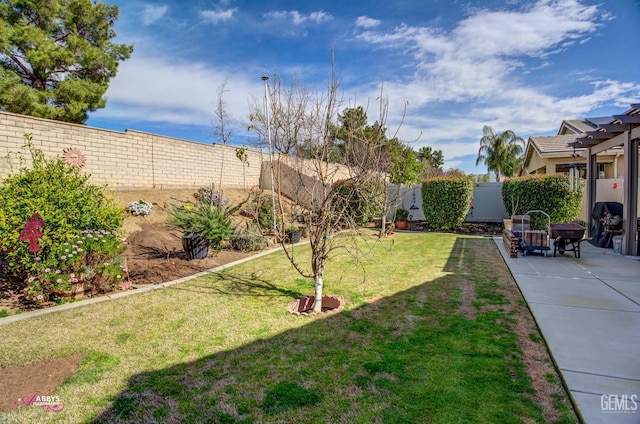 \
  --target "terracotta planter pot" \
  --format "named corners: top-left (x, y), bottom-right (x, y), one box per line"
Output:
top-left (54, 283), bottom-right (89, 300)
top-left (116, 279), bottom-right (132, 291)
top-left (395, 220), bottom-right (409, 230)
